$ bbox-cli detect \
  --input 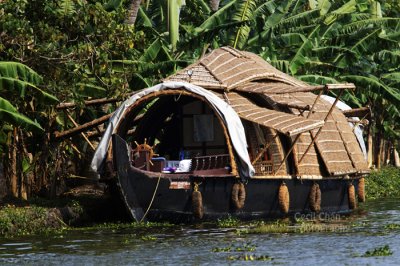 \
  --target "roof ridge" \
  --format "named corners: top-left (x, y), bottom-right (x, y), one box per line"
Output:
top-left (220, 46), bottom-right (247, 58)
